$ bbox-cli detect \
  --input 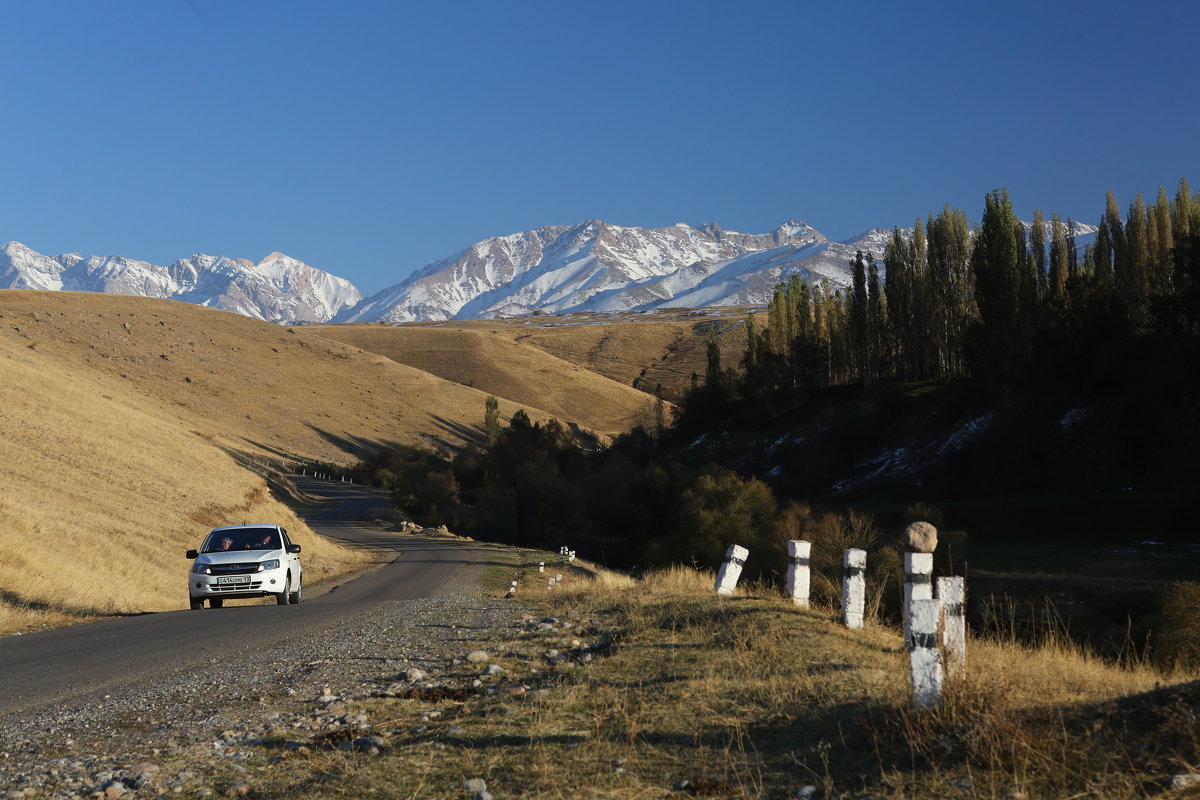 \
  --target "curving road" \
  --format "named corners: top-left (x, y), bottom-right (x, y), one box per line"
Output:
top-left (0, 479), bottom-right (476, 718)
